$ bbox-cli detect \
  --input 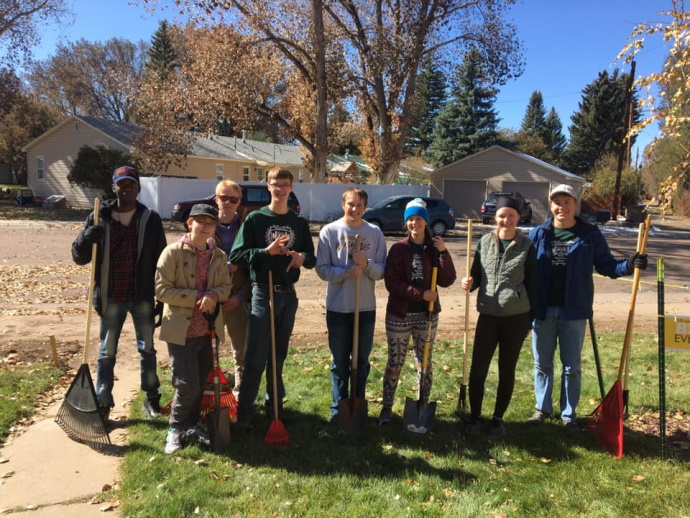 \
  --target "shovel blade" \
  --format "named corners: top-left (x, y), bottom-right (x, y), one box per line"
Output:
top-left (207, 407), bottom-right (231, 453)
top-left (403, 396), bottom-right (437, 434)
top-left (337, 397), bottom-right (368, 433)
